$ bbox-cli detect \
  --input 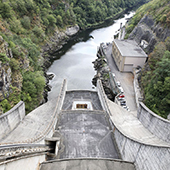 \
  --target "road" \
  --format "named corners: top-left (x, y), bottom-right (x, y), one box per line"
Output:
top-left (105, 43), bottom-right (137, 116)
